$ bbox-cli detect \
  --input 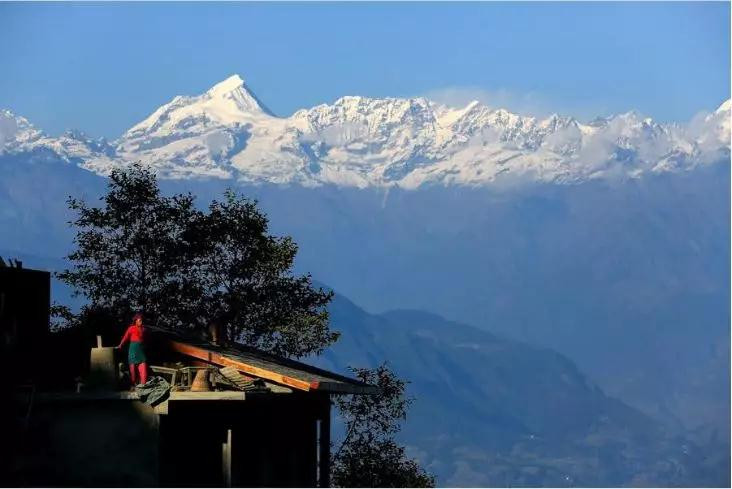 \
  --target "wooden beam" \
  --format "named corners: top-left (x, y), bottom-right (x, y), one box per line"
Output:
top-left (167, 340), bottom-right (313, 391)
